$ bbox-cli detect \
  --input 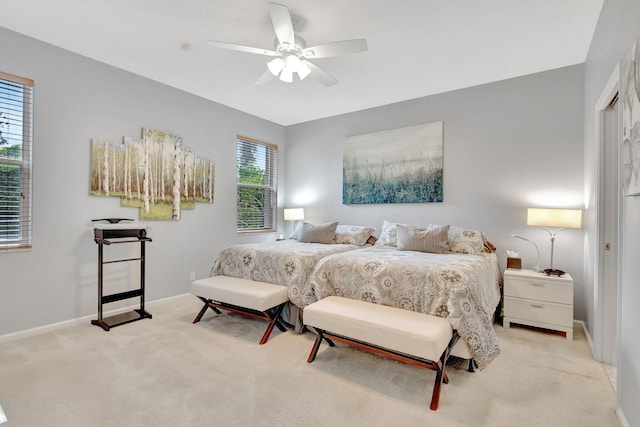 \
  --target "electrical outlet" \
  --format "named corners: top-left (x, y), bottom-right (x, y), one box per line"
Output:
top-left (189, 272), bottom-right (196, 281)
